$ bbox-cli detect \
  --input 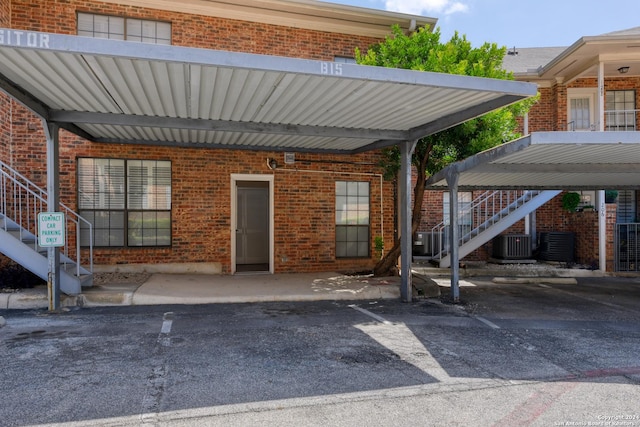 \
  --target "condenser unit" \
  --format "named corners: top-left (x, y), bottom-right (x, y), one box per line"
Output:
top-left (538, 232), bottom-right (575, 262)
top-left (413, 232), bottom-right (442, 256)
top-left (492, 234), bottom-right (532, 259)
